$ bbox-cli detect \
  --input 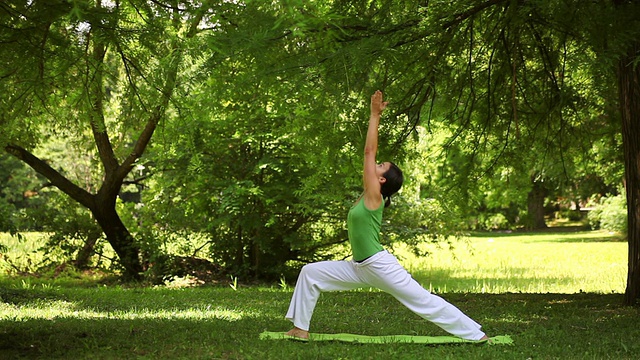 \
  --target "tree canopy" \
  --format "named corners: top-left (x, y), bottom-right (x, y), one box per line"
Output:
top-left (2, 0), bottom-right (640, 303)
